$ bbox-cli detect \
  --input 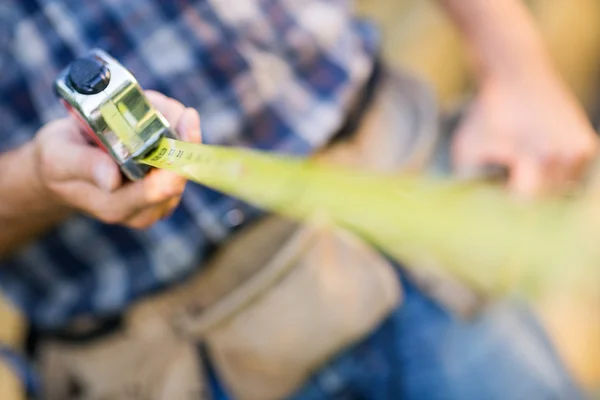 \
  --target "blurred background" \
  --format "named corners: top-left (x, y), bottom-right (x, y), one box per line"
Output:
top-left (356, 0), bottom-right (600, 391)
top-left (357, 0), bottom-right (600, 116)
